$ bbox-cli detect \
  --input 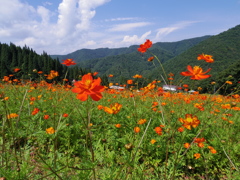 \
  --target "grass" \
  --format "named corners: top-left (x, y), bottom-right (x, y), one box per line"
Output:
top-left (0, 81), bottom-right (240, 179)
